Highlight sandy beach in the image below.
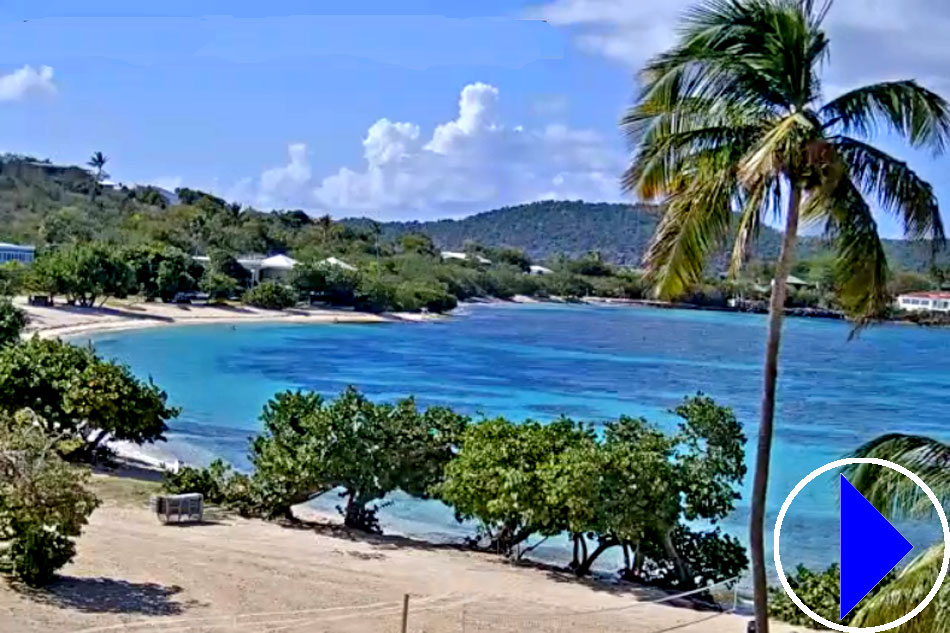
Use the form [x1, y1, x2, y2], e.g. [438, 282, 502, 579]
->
[0, 474, 796, 633]
[14, 298, 443, 340]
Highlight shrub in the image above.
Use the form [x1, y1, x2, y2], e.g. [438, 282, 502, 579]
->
[9, 526, 76, 587]
[393, 281, 458, 313]
[0, 412, 100, 586]
[243, 281, 297, 310]
[354, 277, 395, 313]
[0, 299, 26, 347]
[163, 459, 255, 512]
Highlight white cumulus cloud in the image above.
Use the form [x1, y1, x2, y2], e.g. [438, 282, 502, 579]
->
[0, 65, 57, 101]
[531, 0, 950, 95]
[257, 142, 312, 208]
[248, 82, 623, 219]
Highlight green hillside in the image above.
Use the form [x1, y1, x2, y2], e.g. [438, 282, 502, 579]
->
[0, 154, 943, 274]
[355, 200, 947, 272]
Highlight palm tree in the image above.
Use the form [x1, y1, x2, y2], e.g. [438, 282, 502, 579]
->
[87, 151, 108, 183]
[621, 1, 950, 629]
[317, 214, 334, 248]
[844, 436, 950, 630]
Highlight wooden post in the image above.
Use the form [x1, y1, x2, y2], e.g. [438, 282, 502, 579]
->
[400, 594, 410, 633]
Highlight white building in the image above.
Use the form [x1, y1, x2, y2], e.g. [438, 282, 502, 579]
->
[440, 251, 492, 265]
[192, 253, 298, 284]
[259, 254, 298, 281]
[0, 242, 35, 265]
[897, 291, 950, 313]
[321, 257, 357, 272]
[529, 265, 554, 276]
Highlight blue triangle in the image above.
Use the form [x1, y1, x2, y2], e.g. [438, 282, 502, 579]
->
[840, 474, 913, 620]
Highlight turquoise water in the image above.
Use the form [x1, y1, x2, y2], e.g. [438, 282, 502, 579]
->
[81, 303, 949, 574]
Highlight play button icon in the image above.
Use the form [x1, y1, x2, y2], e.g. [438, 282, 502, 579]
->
[775, 458, 950, 632]
[840, 475, 914, 619]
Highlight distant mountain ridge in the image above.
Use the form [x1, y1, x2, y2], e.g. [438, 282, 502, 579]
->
[348, 200, 946, 272]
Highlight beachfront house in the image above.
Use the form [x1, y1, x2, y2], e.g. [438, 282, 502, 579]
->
[259, 254, 298, 282]
[0, 242, 35, 265]
[770, 274, 816, 291]
[192, 253, 298, 285]
[897, 291, 950, 313]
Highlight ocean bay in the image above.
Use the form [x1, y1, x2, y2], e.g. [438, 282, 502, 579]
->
[83, 303, 950, 572]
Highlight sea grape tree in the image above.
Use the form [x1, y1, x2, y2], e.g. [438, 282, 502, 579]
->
[0, 337, 178, 460]
[250, 387, 468, 530]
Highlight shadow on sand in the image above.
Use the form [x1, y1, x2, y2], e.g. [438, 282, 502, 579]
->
[275, 516, 719, 607]
[40, 305, 176, 323]
[21, 577, 200, 615]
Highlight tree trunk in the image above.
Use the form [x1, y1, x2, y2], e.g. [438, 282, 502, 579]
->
[663, 528, 694, 589]
[575, 537, 618, 576]
[343, 492, 362, 529]
[750, 185, 802, 633]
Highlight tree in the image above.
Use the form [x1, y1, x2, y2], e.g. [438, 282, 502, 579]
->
[32, 244, 134, 307]
[0, 262, 27, 297]
[200, 271, 239, 303]
[87, 152, 108, 183]
[122, 245, 197, 302]
[86, 152, 109, 202]
[438, 418, 595, 555]
[0, 410, 100, 586]
[438, 395, 746, 586]
[39, 207, 96, 246]
[399, 233, 437, 257]
[250, 388, 468, 529]
[0, 300, 26, 347]
[0, 338, 178, 460]
[290, 261, 331, 300]
[622, 2, 950, 628]
[207, 249, 251, 287]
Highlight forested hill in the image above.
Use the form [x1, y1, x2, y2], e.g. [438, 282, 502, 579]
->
[0, 153, 942, 273]
[351, 200, 947, 272]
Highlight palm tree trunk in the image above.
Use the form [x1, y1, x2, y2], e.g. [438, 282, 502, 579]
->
[751, 185, 802, 633]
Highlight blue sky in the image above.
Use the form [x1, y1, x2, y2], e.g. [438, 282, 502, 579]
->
[1, 0, 949, 236]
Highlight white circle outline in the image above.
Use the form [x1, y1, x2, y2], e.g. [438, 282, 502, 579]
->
[774, 457, 950, 632]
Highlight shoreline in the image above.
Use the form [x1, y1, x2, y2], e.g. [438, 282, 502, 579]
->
[15, 297, 443, 341]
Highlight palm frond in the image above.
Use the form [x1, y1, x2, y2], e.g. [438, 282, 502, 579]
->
[802, 173, 890, 322]
[851, 545, 948, 631]
[729, 175, 779, 276]
[844, 434, 950, 519]
[821, 81, 950, 152]
[739, 111, 817, 185]
[835, 136, 945, 244]
[643, 163, 737, 299]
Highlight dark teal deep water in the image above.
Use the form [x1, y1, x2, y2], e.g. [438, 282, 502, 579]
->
[81, 303, 949, 574]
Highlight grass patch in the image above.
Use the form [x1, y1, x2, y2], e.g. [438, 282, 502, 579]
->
[89, 473, 162, 508]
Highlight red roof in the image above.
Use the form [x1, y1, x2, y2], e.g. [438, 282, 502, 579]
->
[901, 291, 950, 299]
